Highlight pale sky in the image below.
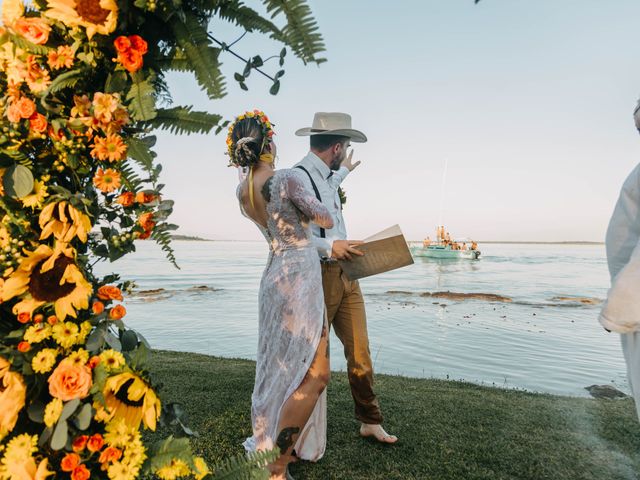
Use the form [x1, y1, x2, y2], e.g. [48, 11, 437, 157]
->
[36, 1, 640, 241]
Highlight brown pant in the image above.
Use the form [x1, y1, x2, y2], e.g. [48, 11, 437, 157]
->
[321, 262, 383, 424]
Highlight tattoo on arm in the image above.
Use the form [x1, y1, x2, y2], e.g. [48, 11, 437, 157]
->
[276, 426, 300, 454]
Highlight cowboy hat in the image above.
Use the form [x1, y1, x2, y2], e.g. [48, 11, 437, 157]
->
[295, 112, 367, 143]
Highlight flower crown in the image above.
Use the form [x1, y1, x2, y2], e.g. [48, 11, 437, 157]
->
[226, 110, 275, 167]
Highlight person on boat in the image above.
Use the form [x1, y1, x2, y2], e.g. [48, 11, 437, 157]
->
[471, 241, 478, 251]
[423, 237, 431, 247]
[461, 243, 468, 251]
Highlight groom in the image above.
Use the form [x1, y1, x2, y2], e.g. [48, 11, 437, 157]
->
[294, 112, 397, 444]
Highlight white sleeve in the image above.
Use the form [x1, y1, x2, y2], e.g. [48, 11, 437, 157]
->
[328, 166, 349, 188]
[599, 240, 640, 333]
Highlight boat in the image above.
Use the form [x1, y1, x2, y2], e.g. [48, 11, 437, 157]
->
[410, 243, 481, 260]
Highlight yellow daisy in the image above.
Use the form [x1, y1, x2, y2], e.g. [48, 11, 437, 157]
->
[23, 324, 52, 344]
[43, 0, 118, 40]
[39, 201, 92, 243]
[66, 348, 89, 365]
[43, 398, 62, 428]
[99, 349, 125, 371]
[20, 180, 49, 210]
[31, 348, 57, 374]
[51, 322, 79, 349]
[3, 433, 37, 462]
[155, 459, 190, 480]
[76, 321, 92, 344]
[3, 243, 92, 320]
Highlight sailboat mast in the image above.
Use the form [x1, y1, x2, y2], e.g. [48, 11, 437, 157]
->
[438, 159, 448, 234]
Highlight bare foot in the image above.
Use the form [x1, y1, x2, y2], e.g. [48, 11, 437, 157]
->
[360, 423, 398, 444]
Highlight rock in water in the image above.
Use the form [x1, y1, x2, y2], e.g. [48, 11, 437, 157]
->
[585, 384, 628, 399]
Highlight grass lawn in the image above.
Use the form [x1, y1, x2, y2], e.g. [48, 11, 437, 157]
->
[148, 350, 640, 480]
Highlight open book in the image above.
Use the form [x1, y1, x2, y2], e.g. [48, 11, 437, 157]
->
[338, 225, 414, 281]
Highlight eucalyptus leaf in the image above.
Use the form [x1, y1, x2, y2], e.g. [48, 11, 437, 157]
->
[38, 427, 53, 447]
[234, 72, 244, 82]
[50, 420, 68, 450]
[3, 165, 34, 199]
[85, 326, 106, 352]
[60, 399, 80, 422]
[73, 403, 93, 430]
[27, 401, 45, 423]
[120, 329, 139, 352]
[105, 330, 122, 350]
[269, 80, 280, 96]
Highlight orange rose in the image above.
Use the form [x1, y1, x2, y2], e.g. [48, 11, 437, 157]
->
[88, 356, 100, 369]
[116, 192, 134, 207]
[135, 191, 156, 204]
[17, 342, 30, 353]
[29, 112, 48, 133]
[113, 36, 131, 53]
[92, 301, 104, 315]
[87, 434, 104, 452]
[16, 97, 36, 119]
[61, 453, 80, 472]
[71, 464, 90, 480]
[47, 315, 58, 325]
[33, 314, 44, 324]
[99, 446, 122, 464]
[138, 212, 155, 231]
[138, 230, 152, 240]
[6, 102, 21, 123]
[108, 305, 126, 320]
[72, 435, 88, 452]
[128, 35, 148, 54]
[117, 49, 143, 73]
[14, 17, 50, 45]
[48, 359, 92, 401]
[97, 285, 123, 301]
[17, 312, 30, 324]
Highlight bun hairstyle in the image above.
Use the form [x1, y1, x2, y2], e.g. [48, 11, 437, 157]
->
[226, 110, 275, 168]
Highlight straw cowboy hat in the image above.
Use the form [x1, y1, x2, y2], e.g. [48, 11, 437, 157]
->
[295, 112, 367, 143]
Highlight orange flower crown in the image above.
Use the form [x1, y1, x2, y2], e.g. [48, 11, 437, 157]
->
[226, 110, 275, 167]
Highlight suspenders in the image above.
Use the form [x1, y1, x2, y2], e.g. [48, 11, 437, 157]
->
[295, 165, 326, 238]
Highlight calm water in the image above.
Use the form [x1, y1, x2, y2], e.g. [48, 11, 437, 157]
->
[94, 241, 627, 397]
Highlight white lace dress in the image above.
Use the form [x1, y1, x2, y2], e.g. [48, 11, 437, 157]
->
[239, 169, 333, 461]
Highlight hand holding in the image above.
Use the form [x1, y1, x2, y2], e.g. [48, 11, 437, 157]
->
[331, 240, 365, 261]
[341, 150, 361, 172]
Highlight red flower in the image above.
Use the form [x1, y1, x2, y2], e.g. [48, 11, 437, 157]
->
[113, 36, 131, 53]
[72, 435, 88, 452]
[128, 35, 148, 54]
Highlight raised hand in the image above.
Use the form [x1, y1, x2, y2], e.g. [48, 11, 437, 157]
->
[341, 149, 361, 172]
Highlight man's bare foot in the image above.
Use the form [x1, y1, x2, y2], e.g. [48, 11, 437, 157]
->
[360, 423, 398, 444]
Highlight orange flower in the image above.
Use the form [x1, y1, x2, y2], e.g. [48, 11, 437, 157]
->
[135, 192, 156, 204]
[16, 97, 36, 119]
[108, 305, 126, 320]
[88, 356, 100, 369]
[116, 192, 134, 207]
[90, 134, 127, 162]
[139, 230, 152, 240]
[92, 301, 104, 315]
[128, 35, 148, 54]
[47, 45, 74, 70]
[29, 113, 48, 133]
[116, 49, 143, 73]
[48, 359, 92, 401]
[87, 434, 104, 452]
[97, 285, 123, 301]
[99, 446, 122, 464]
[33, 314, 44, 324]
[71, 464, 90, 480]
[138, 212, 155, 231]
[61, 453, 80, 472]
[17, 342, 30, 353]
[17, 312, 31, 324]
[93, 168, 121, 193]
[47, 315, 58, 325]
[72, 435, 88, 452]
[6, 103, 22, 123]
[113, 36, 131, 53]
[14, 17, 51, 45]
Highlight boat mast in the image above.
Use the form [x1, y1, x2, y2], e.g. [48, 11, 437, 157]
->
[437, 159, 448, 242]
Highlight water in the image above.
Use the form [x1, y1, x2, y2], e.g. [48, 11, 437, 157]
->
[94, 241, 627, 397]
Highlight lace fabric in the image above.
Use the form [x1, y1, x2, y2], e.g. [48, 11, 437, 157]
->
[237, 169, 333, 461]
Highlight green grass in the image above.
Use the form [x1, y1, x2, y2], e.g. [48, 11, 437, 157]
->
[148, 350, 640, 480]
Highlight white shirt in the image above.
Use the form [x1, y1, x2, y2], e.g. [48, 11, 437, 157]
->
[599, 163, 640, 332]
[293, 152, 350, 259]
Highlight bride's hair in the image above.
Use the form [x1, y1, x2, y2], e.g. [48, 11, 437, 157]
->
[231, 118, 266, 168]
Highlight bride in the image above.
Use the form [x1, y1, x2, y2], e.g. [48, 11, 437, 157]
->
[228, 110, 333, 480]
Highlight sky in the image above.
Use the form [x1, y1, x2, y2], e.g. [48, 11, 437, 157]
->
[152, 0, 640, 242]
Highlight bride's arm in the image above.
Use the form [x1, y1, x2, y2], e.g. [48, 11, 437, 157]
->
[285, 172, 334, 229]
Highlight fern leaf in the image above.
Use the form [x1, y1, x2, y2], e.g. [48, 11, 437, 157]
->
[126, 136, 156, 171]
[148, 436, 194, 471]
[215, 1, 284, 41]
[7, 33, 52, 55]
[151, 223, 179, 269]
[262, 0, 326, 65]
[46, 69, 85, 94]
[213, 449, 278, 480]
[156, 49, 192, 72]
[170, 13, 226, 99]
[142, 106, 222, 135]
[126, 72, 157, 121]
[119, 163, 143, 191]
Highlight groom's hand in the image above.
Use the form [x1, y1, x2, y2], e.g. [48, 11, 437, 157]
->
[341, 150, 361, 172]
[332, 240, 364, 261]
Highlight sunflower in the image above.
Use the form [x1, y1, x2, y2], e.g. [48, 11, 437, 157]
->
[102, 372, 161, 431]
[43, 0, 118, 40]
[155, 459, 190, 480]
[93, 167, 121, 193]
[2, 243, 92, 320]
[21, 180, 49, 210]
[39, 201, 92, 243]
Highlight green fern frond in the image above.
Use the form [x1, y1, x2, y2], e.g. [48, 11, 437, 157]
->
[126, 136, 156, 171]
[142, 106, 222, 135]
[7, 33, 52, 55]
[46, 69, 85, 94]
[213, 449, 278, 480]
[156, 49, 192, 72]
[262, 0, 325, 64]
[214, 1, 284, 41]
[126, 72, 157, 121]
[151, 223, 179, 269]
[119, 163, 143, 191]
[170, 13, 226, 99]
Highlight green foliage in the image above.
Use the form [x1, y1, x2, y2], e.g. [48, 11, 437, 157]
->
[127, 136, 157, 171]
[46, 69, 85, 94]
[5, 32, 52, 55]
[142, 107, 223, 135]
[213, 450, 278, 480]
[214, 1, 283, 41]
[151, 222, 180, 269]
[127, 72, 158, 121]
